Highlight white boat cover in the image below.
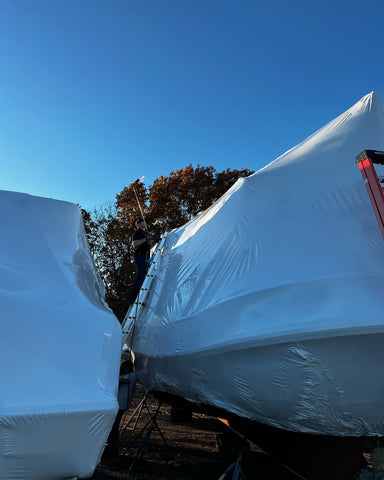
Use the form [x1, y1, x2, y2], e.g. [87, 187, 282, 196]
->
[0, 192, 122, 479]
[124, 91, 384, 437]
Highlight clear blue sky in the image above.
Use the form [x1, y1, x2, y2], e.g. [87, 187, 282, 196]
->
[1, 0, 383, 210]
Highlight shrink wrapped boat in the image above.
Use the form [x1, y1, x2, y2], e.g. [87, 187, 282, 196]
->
[123, 91, 384, 439]
[0, 192, 122, 479]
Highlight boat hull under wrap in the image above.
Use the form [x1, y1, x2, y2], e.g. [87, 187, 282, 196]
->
[123, 91, 384, 439]
[0, 191, 122, 479]
[135, 331, 384, 437]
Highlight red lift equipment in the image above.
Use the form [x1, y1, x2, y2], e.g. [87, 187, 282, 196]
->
[356, 149, 384, 240]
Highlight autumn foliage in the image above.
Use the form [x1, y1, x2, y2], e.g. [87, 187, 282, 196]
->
[82, 164, 254, 321]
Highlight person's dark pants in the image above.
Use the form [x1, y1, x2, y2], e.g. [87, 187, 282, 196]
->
[127, 255, 148, 304]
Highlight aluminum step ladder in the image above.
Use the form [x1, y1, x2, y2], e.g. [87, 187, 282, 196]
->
[121, 232, 168, 350]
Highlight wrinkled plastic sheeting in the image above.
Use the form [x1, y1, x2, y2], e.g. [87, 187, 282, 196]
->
[0, 192, 122, 479]
[126, 92, 384, 437]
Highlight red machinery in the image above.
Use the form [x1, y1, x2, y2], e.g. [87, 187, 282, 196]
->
[356, 149, 384, 240]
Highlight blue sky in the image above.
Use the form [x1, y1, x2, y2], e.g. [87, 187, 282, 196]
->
[1, 0, 383, 210]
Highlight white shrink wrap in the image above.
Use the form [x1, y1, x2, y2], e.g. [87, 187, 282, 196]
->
[0, 192, 122, 479]
[124, 91, 384, 437]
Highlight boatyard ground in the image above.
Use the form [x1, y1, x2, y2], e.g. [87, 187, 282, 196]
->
[92, 389, 297, 480]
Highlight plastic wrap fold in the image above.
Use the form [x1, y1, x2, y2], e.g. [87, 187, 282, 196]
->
[123, 91, 384, 437]
[0, 192, 122, 479]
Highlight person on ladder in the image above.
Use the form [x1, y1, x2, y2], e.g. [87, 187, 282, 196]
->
[126, 218, 151, 306]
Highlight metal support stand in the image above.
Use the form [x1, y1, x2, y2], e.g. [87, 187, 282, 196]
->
[218, 453, 246, 480]
[119, 392, 167, 472]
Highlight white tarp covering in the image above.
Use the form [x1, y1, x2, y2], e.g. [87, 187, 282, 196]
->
[0, 192, 122, 479]
[124, 91, 384, 437]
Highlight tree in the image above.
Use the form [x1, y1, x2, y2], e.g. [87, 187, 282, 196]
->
[82, 203, 133, 321]
[147, 165, 211, 238]
[115, 179, 148, 229]
[84, 165, 254, 321]
[115, 165, 254, 242]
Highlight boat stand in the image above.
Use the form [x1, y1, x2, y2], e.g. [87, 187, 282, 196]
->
[218, 453, 246, 480]
[119, 391, 167, 471]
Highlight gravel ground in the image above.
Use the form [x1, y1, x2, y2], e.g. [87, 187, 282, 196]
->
[91, 391, 297, 480]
